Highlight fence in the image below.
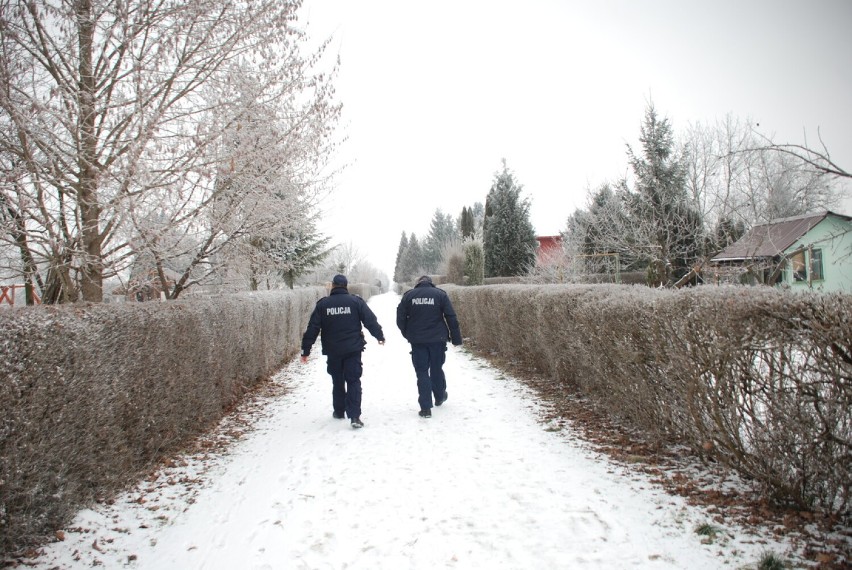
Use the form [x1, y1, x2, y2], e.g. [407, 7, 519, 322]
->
[0, 284, 41, 308]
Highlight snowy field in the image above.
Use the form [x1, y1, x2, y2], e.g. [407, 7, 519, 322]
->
[29, 292, 795, 569]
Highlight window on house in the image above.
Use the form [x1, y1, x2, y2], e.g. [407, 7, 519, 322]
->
[810, 248, 823, 281]
[791, 251, 806, 282]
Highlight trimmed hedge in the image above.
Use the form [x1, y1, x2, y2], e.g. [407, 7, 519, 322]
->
[446, 284, 851, 516]
[0, 288, 323, 554]
[3, 282, 848, 553]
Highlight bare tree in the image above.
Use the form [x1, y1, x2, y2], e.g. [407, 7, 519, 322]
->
[125, 65, 339, 299]
[683, 116, 842, 233]
[0, 0, 339, 302]
[747, 127, 850, 180]
[327, 241, 364, 277]
[565, 110, 847, 288]
[348, 259, 387, 290]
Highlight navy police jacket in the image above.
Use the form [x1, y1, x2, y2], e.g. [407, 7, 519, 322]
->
[396, 281, 463, 346]
[301, 287, 385, 357]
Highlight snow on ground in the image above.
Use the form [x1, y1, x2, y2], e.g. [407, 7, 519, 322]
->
[29, 292, 794, 569]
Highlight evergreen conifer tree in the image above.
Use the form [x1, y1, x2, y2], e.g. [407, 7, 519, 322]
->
[464, 239, 485, 285]
[625, 103, 702, 284]
[277, 230, 332, 289]
[252, 221, 330, 289]
[482, 161, 537, 277]
[399, 233, 424, 284]
[393, 232, 409, 284]
[423, 209, 458, 273]
[460, 207, 475, 239]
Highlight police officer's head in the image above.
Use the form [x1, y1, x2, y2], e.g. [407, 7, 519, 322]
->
[332, 274, 348, 288]
[416, 275, 432, 286]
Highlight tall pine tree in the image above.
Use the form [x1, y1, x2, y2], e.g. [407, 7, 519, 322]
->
[625, 103, 702, 284]
[483, 160, 537, 277]
[460, 206, 475, 239]
[423, 209, 458, 272]
[398, 233, 425, 284]
[393, 232, 409, 284]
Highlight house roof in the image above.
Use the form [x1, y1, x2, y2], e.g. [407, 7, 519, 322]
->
[535, 235, 562, 246]
[711, 210, 850, 262]
[535, 235, 563, 256]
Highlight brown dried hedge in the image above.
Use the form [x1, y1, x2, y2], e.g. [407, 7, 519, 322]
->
[446, 283, 851, 517]
[0, 288, 323, 554]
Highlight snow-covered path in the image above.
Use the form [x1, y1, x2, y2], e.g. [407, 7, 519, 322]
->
[32, 292, 789, 569]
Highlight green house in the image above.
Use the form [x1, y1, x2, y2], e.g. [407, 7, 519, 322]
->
[710, 210, 852, 293]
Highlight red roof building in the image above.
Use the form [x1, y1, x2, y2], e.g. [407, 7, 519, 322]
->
[535, 235, 563, 264]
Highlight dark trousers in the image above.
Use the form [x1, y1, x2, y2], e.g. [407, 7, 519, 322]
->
[410, 343, 447, 411]
[326, 352, 363, 419]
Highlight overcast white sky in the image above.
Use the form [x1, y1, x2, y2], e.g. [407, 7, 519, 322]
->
[300, 0, 852, 278]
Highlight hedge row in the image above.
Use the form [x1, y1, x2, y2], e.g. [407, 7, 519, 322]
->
[446, 284, 851, 516]
[0, 287, 323, 554]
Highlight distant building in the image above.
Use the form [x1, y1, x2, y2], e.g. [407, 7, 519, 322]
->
[710, 210, 852, 292]
[535, 235, 563, 265]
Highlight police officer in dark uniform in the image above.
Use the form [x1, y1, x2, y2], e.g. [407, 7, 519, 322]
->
[396, 275, 463, 418]
[301, 274, 385, 429]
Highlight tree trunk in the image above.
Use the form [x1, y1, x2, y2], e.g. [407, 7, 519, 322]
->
[42, 260, 78, 304]
[76, 0, 104, 302]
[3, 190, 44, 305]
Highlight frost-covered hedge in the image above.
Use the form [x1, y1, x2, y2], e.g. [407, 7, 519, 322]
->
[0, 287, 323, 554]
[446, 284, 851, 516]
[347, 283, 379, 299]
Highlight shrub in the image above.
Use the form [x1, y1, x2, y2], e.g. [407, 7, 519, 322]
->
[446, 284, 851, 517]
[464, 239, 484, 286]
[0, 288, 322, 553]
